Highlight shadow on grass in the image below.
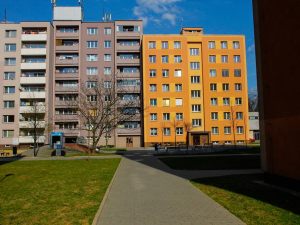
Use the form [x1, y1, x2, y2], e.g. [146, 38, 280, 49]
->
[0, 156, 24, 166]
[192, 173, 300, 215]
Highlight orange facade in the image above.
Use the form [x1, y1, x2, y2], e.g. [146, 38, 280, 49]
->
[143, 28, 249, 147]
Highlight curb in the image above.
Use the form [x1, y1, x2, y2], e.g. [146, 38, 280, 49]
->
[92, 157, 122, 225]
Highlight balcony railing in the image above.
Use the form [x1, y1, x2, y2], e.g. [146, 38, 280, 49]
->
[19, 136, 45, 143]
[21, 48, 47, 55]
[116, 43, 140, 51]
[117, 58, 140, 65]
[19, 121, 46, 128]
[55, 114, 78, 121]
[55, 86, 78, 93]
[21, 34, 47, 41]
[55, 57, 78, 65]
[20, 77, 46, 84]
[56, 45, 79, 52]
[21, 63, 46, 70]
[20, 91, 46, 99]
[116, 127, 141, 135]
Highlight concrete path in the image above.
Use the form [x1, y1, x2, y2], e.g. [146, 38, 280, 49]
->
[95, 151, 249, 225]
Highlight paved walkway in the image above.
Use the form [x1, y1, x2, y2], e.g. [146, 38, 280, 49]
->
[95, 151, 253, 225]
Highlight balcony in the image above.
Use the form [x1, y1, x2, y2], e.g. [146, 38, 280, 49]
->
[116, 31, 141, 38]
[119, 99, 141, 107]
[56, 31, 79, 38]
[21, 63, 46, 70]
[116, 44, 140, 52]
[20, 91, 46, 99]
[116, 127, 141, 135]
[55, 86, 78, 93]
[55, 114, 78, 121]
[55, 57, 78, 65]
[19, 136, 45, 143]
[117, 86, 141, 93]
[56, 45, 79, 52]
[54, 129, 79, 136]
[117, 58, 140, 65]
[118, 72, 140, 78]
[55, 72, 79, 80]
[21, 48, 47, 55]
[19, 121, 46, 128]
[55, 101, 77, 107]
[21, 33, 47, 41]
[20, 77, 46, 84]
[20, 105, 46, 113]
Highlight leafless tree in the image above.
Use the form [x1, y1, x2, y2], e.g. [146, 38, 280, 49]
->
[183, 120, 192, 150]
[172, 118, 180, 148]
[70, 77, 139, 152]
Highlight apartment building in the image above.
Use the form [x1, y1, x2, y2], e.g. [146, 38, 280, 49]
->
[143, 28, 249, 146]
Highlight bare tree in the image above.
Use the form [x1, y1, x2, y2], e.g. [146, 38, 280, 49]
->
[172, 118, 180, 149]
[183, 120, 192, 150]
[21, 100, 46, 157]
[160, 121, 166, 146]
[230, 104, 237, 148]
[70, 77, 139, 152]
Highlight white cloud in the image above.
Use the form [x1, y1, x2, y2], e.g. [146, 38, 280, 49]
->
[133, 0, 182, 26]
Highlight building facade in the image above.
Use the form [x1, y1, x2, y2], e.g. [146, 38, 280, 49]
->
[0, 5, 249, 148]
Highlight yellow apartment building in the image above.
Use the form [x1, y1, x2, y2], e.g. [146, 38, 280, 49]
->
[142, 28, 249, 147]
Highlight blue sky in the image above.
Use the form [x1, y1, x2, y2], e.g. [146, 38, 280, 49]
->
[0, 0, 257, 92]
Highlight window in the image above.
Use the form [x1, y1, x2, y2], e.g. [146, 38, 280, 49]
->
[104, 40, 111, 48]
[87, 41, 98, 48]
[162, 98, 170, 107]
[176, 113, 183, 120]
[150, 84, 157, 92]
[87, 95, 97, 102]
[176, 127, 183, 135]
[4, 101, 15, 108]
[191, 90, 201, 98]
[162, 84, 169, 92]
[190, 48, 199, 56]
[175, 84, 182, 92]
[192, 104, 201, 112]
[86, 67, 98, 75]
[236, 112, 243, 120]
[3, 115, 14, 123]
[149, 55, 156, 63]
[174, 69, 182, 77]
[5, 44, 16, 52]
[221, 55, 228, 63]
[86, 81, 97, 88]
[161, 41, 168, 49]
[150, 113, 157, 121]
[191, 76, 200, 83]
[221, 41, 228, 49]
[163, 113, 170, 121]
[148, 41, 156, 49]
[234, 69, 241, 77]
[104, 54, 112, 61]
[224, 112, 231, 120]
[223, 83, 229, 91]
[235, 83, 242, 91]
[237, 126, 244, 134]
[235, 98, 242, 105]
[174, 41, 181, 49]
[87, 28, 98, 35]
[210, 83, 217, 91]
[87, 54, 98, 61]
[190, 62, 200, 70]
[104, 81, 112, 88]
[162, 69, 169, 77]
[104, 27, 112, 35]
[163, 128, 171, 136]
[149, 69, 156, 77]
[209, 55, 216, 63]
[150, 98, 157, 106]
[104, 95, 111, 102]
[208, 41, 215, 49]
[174, 55, 182, 63]
[5, 30, 17, 38]
[104, 67, 112, 75]
[233, 41, 240, 49]
[162, 55, 169, 63]
[224, 127, 231, 134]
[209, 69, 217, 77]
[223, 98, 230, 106]
[4, 58, 16, 66]
[3, 130, 14, 138]
[192, 119, 201, 127]
[212, 127, 219, 135]
[211, 112, 218, 120]
[211, 98, 218, 106]
[4, 86, 15, 94]
[234, 55, 241, 63]
[175, 98, 183, 106]
[222, 69, 229, 77]
[4, 72, 15, 80]
[150, 128, 158, 136]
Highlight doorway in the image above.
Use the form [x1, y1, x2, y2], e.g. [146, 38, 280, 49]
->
[126, 137, 133, 147]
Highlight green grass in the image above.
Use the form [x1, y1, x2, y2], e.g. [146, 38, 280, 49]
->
[192, 174, 300, 225]
[159, 155, 260, 170]
[0, 159, 120, 225]
[65, 151, 117, 157]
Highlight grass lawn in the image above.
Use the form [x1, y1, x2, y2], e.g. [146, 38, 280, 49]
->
[0, 159, 120, 225]
[192, 174, 300, 225]
[159, 155, 260, 170]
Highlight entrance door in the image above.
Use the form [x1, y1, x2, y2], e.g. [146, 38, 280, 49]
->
[193, 135, 200, 146]
[199, 134, 209, 145]
[126, 137, 133, 147]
